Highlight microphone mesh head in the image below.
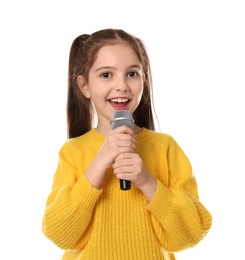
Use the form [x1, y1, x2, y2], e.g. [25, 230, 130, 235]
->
[110, 110, 134, 130]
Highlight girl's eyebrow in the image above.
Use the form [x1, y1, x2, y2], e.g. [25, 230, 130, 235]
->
[95, 64, 142, 72]
[129, 64, 142, 70]
[95, 66, 115, 72]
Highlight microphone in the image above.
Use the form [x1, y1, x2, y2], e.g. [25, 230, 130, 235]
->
[110, 110, 134, 190]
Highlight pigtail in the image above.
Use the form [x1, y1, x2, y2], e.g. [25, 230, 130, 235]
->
[133, 38, 155, 131]
[67, 34, 92, 139]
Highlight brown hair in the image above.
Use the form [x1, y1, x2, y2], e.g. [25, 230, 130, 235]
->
[67, 28, 156, 138]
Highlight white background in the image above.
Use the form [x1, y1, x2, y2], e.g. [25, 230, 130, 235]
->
[0, 0, 244, 259]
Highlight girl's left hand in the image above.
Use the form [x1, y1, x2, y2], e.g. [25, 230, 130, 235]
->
[112, 152, 157, 200]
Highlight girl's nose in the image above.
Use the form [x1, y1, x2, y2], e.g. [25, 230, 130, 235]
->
[114, 77, 129, 92]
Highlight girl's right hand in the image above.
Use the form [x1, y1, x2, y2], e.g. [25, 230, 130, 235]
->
[98, 125, 136, 169]
[84, 126, 136, 189]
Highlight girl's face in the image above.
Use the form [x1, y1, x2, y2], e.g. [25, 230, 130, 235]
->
[78, 44, 144, 133]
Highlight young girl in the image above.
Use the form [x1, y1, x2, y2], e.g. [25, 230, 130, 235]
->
[42, 28, 212, 260]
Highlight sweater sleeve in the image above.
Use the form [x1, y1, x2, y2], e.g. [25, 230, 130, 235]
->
[146, 137, 212, 252]
[42, 141, 103, 249]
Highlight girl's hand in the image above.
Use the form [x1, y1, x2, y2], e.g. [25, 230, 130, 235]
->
[84, 126, 136, 189]
[112, 152, 157, 201]
[97, 126, 136, 169]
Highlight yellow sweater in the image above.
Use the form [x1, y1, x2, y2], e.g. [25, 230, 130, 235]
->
[42, 128, 212, 260]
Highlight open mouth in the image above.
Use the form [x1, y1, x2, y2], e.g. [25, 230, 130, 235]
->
[109, 98, 130, 109]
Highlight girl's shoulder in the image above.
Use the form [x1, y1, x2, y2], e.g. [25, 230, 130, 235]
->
[60, 129, 104, 152]
[136, 128, 177, 146]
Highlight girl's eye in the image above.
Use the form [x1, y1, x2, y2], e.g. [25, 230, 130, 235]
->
[128, 71, 138, 77]
[101, 72, 111, 78]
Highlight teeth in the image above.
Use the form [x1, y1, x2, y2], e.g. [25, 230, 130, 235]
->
[111, 98, 128, 103]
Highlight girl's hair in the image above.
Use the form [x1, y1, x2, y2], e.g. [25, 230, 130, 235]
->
[67, 28, 156, 139]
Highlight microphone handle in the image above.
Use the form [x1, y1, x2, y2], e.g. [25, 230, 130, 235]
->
[111, 110, 134, 191]
[120, 179, 131, 190]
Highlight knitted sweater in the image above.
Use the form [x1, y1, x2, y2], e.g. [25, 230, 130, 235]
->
[42, 128, 212, 260]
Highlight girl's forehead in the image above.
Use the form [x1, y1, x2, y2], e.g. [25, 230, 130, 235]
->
[95, 44, 139, 63]
[98, 43, 134, 54]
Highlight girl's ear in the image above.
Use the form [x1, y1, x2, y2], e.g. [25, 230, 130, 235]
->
[77, 75, 91, 98]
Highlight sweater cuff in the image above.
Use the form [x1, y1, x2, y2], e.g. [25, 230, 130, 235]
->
[146, 180, 173, 221]
[71, 174, 103, 207]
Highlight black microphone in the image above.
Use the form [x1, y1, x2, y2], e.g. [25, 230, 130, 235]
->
[110, 110, 134, 190]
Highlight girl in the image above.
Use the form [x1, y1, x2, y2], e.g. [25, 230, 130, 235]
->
[42, 28, 212, 260]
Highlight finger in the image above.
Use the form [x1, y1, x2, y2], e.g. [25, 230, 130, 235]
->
[113, 125, 135, 136]
[114, 152, 135, 161]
